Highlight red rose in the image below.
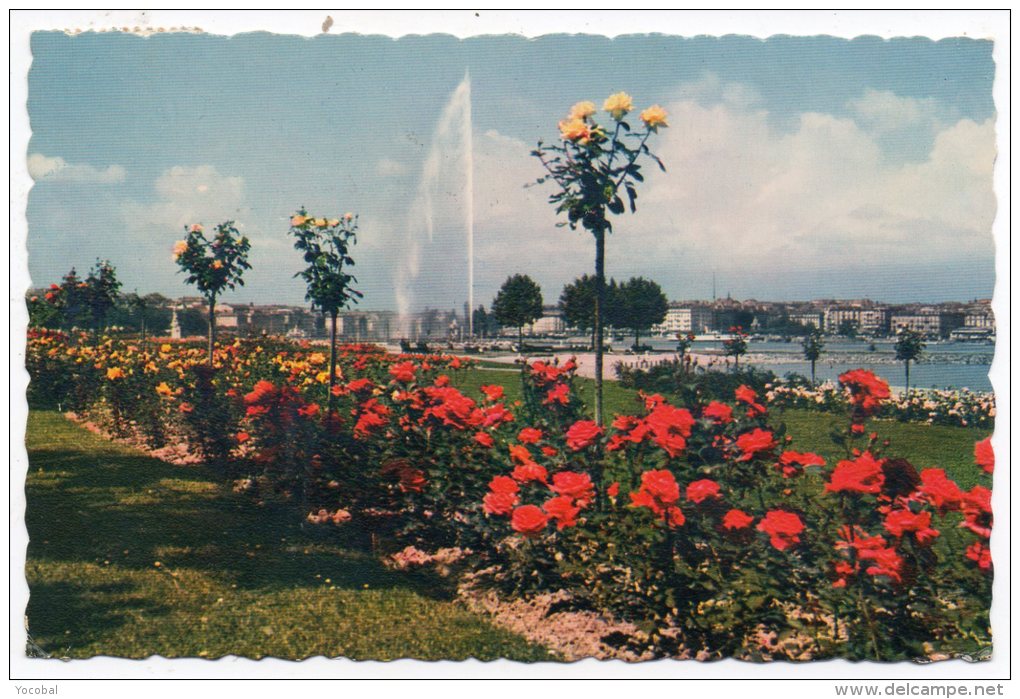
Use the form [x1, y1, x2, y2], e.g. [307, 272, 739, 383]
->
[544, 383, 570, 406]
[686, 479, 721, 504]
[511, 461, 548, 484]
[480, 384, 504, 402]
[518, 427, 543, 444]
[236, 431, 250, 444]
[297, 403, 320, 418]
[722, 509, 754, 530]
[777, 450, 826, 478]
[839, 369, 890, 416]
[388, 361, 417, 383]
[473, 432, 495, 448]
[883, 509, 939, 545]
[639, 469, 680, 504]
[735, 428, 777, 462]
[488, 475, 519, 495]
[702, 401, 733, 424]
[510, 505, 548, 537]
[509, 444, 533, 464]
[549, 471, 595, 505]
[565, 420, 603, 451]
[966, 542, 992, 571]
[543, 496, 581, 529]
[346, 378, 374, 393]
[757, 510, 804, 551]
[974, 437, 994, 474]
[540, 446, 558, 457]
[917, 468, 963, 512]
[606, 482, 620, 498]
[483, 491, 518, 515]
[646, 404, 695, 458]
[825, 452, 885, 494]
[734, 385, 766, 416]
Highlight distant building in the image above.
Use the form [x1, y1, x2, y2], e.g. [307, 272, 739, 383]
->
[651, 304, 714, 335]
[823, 305, 889, 336]
[788, 311, 823, 330]
[890, 309, 965, 338]
[529, 306, 565, 335]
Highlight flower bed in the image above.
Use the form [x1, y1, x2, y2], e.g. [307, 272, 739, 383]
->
[25, 329, 994, 661]
[766, 380, 995, 429]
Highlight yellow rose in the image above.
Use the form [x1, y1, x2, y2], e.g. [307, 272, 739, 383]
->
[558, 117, 592, 143]
[568, 101, 597, 120]
[172, 241, 188, 258]
[328, 218, 340, 227]
[315, 371, 331, 385]
[315, 218, 328, 228]
[160, 343, 172, 353]
[640, 104, 668, 130]
[106, 367, 125, 381]
[603, 92, 633, 121]
[291, 214, 308, 227]
[212, 259, 224, 270]
[155, 382, 173, 397]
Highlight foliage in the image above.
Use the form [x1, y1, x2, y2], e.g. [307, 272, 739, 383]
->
[801, 327, 825, 383]
[722, 326, 750, 369]
[174, 221, 252, 362]
[558, 274, 599, 340]
[894, 327, 926, 391]
[492, 274, 544, 346]
[614, 276, 668, 348]
[83, 259, 122, 332]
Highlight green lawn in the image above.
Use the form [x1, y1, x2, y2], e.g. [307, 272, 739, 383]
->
[23, 411, 554, 661]
[452, 368, 992, 487]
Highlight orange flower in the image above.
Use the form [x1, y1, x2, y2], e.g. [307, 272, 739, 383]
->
[172, 240, 188, 258]
[639, 104, 668, 130]
[558, 117, 592, 143]
[291, 214, 308, 227]
[211, 260, 224, 270]
[568, 100, 597, 120]
[603, 92, 633, 120]
[106, 367, 125, 380]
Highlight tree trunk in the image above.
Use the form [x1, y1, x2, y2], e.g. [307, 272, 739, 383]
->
[593, 229, 606, 426]
[905, 359, 910, 394]
[329, 311, 339, 408]
[207, 296, 216, 365]
[140, 317, 146, 343]
[811, 359, 816, 384]
[634, 329, 640, 351]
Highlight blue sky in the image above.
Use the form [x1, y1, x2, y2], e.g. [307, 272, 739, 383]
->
[27, 31, 996, 310]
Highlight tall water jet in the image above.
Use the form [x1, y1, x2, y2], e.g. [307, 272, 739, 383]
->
[395, 72, 474, 338]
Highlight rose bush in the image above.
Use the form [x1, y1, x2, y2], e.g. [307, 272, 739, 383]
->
[26, 332, 993, 661]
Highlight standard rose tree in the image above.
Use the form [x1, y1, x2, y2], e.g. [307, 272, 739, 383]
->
[533, 93, 667, 424]
[289, 210, 363, 403]
[173, 222, 252, 364]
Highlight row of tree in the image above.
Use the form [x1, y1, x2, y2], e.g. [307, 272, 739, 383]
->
[482, 273, 669, 350]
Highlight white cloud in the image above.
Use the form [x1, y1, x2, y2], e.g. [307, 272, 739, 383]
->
[28, 153, 125, 183]
[463, 86, 996, 303]
[122, 165, 246, 235]
[847, 88, 941, 135]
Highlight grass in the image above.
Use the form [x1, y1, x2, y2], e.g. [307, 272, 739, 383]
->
[24, 411, 554, 661]
[452, 367, 991, 487]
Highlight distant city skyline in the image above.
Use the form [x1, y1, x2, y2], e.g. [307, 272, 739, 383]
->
[27, 32, 996, 309]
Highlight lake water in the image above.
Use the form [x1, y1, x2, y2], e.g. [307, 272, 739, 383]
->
[626, 338, 995, 392]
